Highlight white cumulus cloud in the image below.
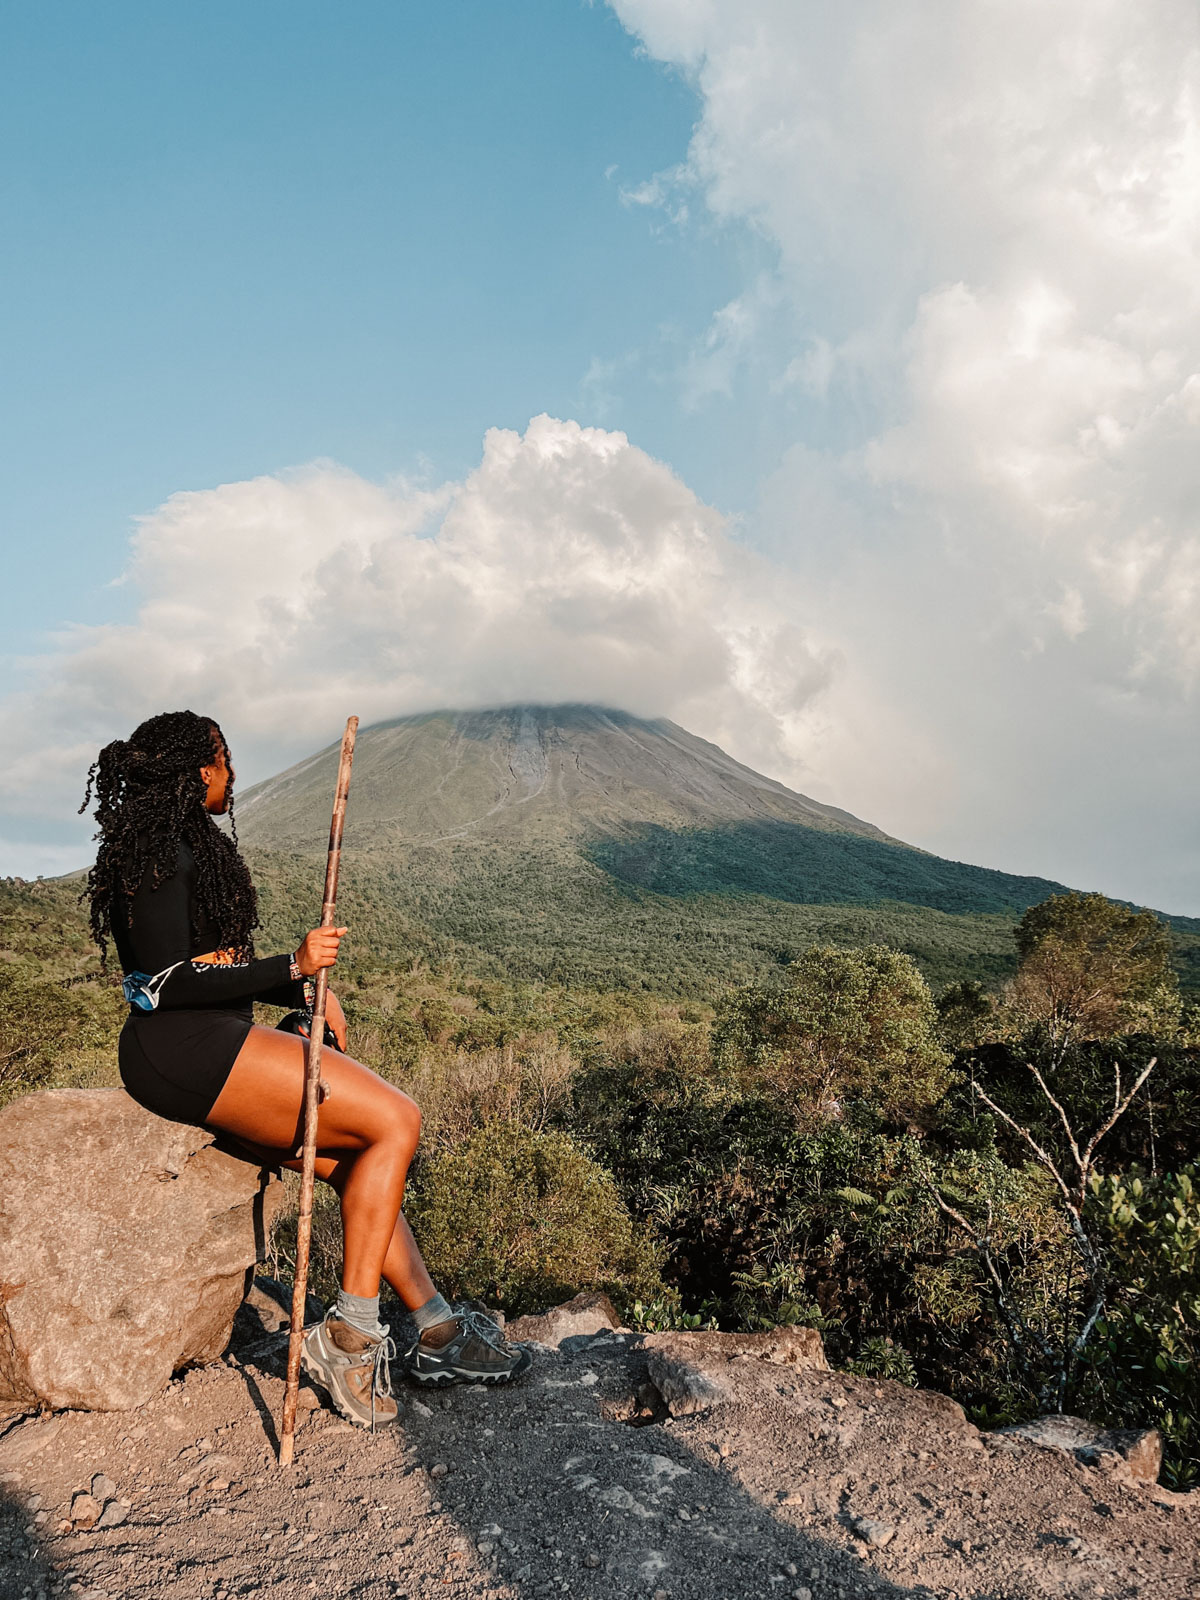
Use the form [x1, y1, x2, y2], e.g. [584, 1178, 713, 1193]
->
[610, 0, 1200, 912]
[0, 416, 833, 869]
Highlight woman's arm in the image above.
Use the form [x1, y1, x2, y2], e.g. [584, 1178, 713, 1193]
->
[179, 927, 347, 1028]
[123, 846, 344, 1012]
[153, 950, 297, 1009]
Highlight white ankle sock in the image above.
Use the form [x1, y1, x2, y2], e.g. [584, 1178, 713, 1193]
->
[412, 1291, 454, 1337]
[335, 1288, 383, 1336]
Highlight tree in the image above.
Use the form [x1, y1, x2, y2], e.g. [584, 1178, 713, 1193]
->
[936, 978, 1001, 1052]
[1010, 893, 1179, 1051]
[920, 1049, 1160, 1411]
[712, 944, 952, 1122]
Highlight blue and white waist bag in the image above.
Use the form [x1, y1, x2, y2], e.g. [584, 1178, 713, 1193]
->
[121, 963, 183, 1012]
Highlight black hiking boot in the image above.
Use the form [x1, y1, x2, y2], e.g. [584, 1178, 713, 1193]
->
[405, 1308, 532, 1387]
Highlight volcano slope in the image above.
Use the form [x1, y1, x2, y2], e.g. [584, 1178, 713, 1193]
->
[231, 706, 1200, 997]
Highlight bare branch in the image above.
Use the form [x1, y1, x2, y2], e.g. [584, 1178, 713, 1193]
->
[917, 1170, 1055, 1371]
[1080, 1057, 1157, 1174]
[975, 1082, 1106, 1284]
[1025, 1060, 1084, 1178]
[1070, 1288, 1108, 1366]
[973, 1083, 1073, 1207]
[946, 1047, 1156, 1412]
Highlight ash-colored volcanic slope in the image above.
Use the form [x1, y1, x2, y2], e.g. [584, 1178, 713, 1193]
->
[228, 706, 1096, 994]
[234, 706, 893, 850]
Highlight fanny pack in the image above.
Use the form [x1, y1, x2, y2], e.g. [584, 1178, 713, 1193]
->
[121, 963, 183, 1012]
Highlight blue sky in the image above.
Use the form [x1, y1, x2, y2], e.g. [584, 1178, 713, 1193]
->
[2, 1, 750, 649]
[4, 2, 1199, 915]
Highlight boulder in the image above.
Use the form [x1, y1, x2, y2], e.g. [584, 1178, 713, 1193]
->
[506, 1292, 622, 1349]
[993, 1414, 1162, 1484]
[0, 1088, 285, 1413]
[642, 1326, 829, 1417]
[645, 1345, 734, 1416]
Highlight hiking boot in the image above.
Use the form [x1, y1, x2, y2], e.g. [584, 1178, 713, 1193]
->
[405, 1308, 532, 1387]
[301, 1313, 399, 1429]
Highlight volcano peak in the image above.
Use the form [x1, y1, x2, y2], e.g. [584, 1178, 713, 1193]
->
[234, 704, 891, 850]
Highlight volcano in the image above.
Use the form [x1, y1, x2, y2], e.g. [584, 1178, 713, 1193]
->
[232, 706, 1192, 996]
[234, 705, 894, 850]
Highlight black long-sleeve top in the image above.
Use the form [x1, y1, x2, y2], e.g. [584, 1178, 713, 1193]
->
[112, 840, 303, 1012]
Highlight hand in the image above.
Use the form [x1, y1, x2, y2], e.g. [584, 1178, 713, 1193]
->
[324, 988, 349, 1053]
[295, 926, 347, 977]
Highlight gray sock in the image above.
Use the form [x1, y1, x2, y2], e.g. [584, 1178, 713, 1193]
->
[335, 1288, 383, 1337]
[412, 1291, 454, 1337]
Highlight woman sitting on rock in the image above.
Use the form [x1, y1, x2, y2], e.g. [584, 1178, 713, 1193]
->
[81, 709, 529, 1428]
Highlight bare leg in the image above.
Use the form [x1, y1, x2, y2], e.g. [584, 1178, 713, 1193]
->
[277, 1151, 436, 1312]
[206, 1026, 422, 1299]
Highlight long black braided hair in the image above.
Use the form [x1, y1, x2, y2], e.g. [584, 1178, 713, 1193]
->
[79, 710, 259, 967]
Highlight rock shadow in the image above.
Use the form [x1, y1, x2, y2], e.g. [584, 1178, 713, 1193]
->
[0, 1480, 60, 1598]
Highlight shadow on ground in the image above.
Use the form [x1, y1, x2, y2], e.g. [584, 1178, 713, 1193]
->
[0, 1480, 60, 1599]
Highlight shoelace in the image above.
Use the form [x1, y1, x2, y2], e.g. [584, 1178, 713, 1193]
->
[366, 1327, 396, 1432]
[456, 1307, 513, 1353]
[410, 1307, 514, 1370]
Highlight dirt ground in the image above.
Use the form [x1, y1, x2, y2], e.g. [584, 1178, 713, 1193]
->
[0, 1286, 1196, 1600]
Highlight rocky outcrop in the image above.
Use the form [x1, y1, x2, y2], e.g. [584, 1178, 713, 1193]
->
[994, 1413, 1163, 1484]
[642, 1325, 830, 1417]
[0, 1088, 284, 1413]
[505, 1291, 622, 1348]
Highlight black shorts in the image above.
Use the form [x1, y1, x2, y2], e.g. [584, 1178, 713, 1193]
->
[119, 1007, 254, 1126]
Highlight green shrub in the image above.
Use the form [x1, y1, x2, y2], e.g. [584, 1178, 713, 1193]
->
[847, 1336, 918, 1386]
[406, 1122, 662, 1316]
[1081, 1167, 1200, 1488]
[712, 944, 952, 1122]
[629, 1293, 718, 1333]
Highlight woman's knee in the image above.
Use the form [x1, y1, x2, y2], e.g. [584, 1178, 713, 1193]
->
[375, 1088, 421, 1155]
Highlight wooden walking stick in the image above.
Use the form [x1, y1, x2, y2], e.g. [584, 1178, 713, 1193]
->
[278, 715, 358, 1468]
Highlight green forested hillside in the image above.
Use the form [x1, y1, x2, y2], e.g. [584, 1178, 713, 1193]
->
[246, 844, 1020, 994]
[244, 841, 1200, 998]
[586, 819, 1067, 915]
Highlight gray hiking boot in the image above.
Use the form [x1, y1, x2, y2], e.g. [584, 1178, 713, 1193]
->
[405, 1308, 532, 1387]
[301, 1313, 399, 1429]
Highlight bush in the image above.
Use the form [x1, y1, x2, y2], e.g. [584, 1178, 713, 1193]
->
[0, 966, 121, 1108]
[712, 944, 952, 1123]
[847, 1335, 918, 1386]
[1081, 1166, 1200, 1488]
[392, 1038, 575, 1152]
[267, 1175, 344, 1309]
[405, 1122, 662, 1316]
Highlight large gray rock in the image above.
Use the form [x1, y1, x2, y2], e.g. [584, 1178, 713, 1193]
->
[643, 1326, 830, 1416]
[506, 1292, 622, 1349]
[0, 1088, 285, 1413]
[993, 1413, 1163, 1484]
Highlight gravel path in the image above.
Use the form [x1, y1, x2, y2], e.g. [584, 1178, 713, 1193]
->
[1, 1287, 1196, 1600]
